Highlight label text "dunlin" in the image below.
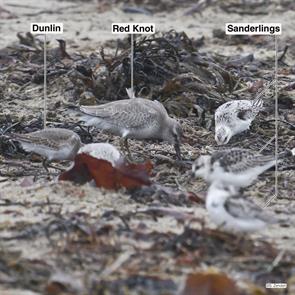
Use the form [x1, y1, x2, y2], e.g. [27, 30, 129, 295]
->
[30, 23, 64, 34]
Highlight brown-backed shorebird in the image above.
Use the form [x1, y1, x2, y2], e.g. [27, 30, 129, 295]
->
[10, 128, 81, 170]
[80, 89, 183, 160]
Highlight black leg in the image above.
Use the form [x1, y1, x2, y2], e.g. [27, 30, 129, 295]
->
[120, 137, 134, 162]
[174, 142, 182, 161]
[42, 158, 49, 173]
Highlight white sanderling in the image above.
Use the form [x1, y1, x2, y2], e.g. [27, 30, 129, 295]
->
[192, 148, 291, 188]
[10, 128, 81, 169]
[78, 143, 121, 166]
[214, 80, 274, 145]
[206, 182, 277, 233]
[80, 88, 183, 160]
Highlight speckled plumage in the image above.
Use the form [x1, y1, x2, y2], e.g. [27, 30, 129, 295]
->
[214, 80, 275, 145]
[11, 128, 81, 161]
[215, 98, 263, 145]
[192, 148, 286, 187]
[80, 89, 183, 159]
[206, 182, 277, 233]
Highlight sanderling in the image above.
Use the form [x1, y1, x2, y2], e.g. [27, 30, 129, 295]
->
[206, 182, 277, 233]
[78, 143, 121, 166]
[192, 148, 291, 188]
[214, 81, 274, 145]
[10, 128, 81, 169]
[80, 88, 183, 160]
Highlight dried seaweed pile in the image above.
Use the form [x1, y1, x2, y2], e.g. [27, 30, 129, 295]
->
[73, 31, 237, 117]
[1, 24, 295, 294]
[1, 30, 295, 166]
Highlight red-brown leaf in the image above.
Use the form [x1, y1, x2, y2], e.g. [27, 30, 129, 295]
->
[59, 153, 152, 190]
[182, 272, 240, 295]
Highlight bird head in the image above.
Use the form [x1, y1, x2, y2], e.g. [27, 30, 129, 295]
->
[215, 125, 232, 145]
[192, 155, 211, 180]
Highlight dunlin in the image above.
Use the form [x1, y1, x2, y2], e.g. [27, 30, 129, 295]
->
[10, 128, 81, 170]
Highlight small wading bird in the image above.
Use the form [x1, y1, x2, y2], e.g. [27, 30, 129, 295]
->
[80, 88, 183, 160]
[192, 148, 293, 188]
[10, 128, 81, 170]
[78, 143, 121, 167]
[206, 182, 277, 233]
[214, 80, 275, 145]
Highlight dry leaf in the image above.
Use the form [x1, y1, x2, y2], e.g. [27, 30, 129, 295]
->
[45, 271, 84, 295]
[59, 153, 152, 190]
[182, 272, 240, 295]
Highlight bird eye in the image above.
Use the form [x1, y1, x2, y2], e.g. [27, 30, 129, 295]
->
[193, 162, 202, 170]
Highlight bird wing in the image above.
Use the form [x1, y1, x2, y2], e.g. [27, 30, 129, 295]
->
[225, 195, 276, 223]
[11, 133, 60, 150]
[215, 100, 260, 124]
[212, 148, 274, 173]
[236, 80, 276, 121]
[10, 129, 79, 150]
[237, 98, 263, 121]
[80, 99, 160, 129]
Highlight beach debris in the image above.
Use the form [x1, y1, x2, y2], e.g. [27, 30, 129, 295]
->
[59, 153, 152, 189]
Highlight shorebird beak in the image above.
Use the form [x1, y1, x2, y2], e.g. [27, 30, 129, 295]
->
[189, 170, 195, 180]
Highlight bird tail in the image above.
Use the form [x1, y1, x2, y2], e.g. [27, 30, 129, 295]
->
[278, 149, 295, 159]
[252, 96, 264, 109]
[9, 133, 33, 143]
[252, 79, 276, 107]
[126, 88, 136, 99]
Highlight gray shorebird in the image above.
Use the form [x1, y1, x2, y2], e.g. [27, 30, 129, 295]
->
[10, 128, 81, 170]
[78, 143, 121, 166]
[215, 80, 275, 145]
[206, 182, 277, 233]
[192, 148, 292, 188]
[80, 89, 183, 160]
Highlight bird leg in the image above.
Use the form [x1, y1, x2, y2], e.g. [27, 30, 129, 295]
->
[42, 158, 50, 173]
[216, 221, 227, 231]
[120, 137, 134, 162]
[174, 141, 182, 161]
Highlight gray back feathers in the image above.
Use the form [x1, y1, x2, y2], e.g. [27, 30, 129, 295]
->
[225, 195, 277, 223]
[211, 148, 275, 173]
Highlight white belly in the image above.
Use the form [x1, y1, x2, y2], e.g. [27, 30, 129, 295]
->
[208, 162, 275, 187]
[231, 119, 251, 136]
[206, 201, 266, 233]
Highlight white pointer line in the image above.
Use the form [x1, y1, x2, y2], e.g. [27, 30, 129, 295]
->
[43, 34, 47, 129]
